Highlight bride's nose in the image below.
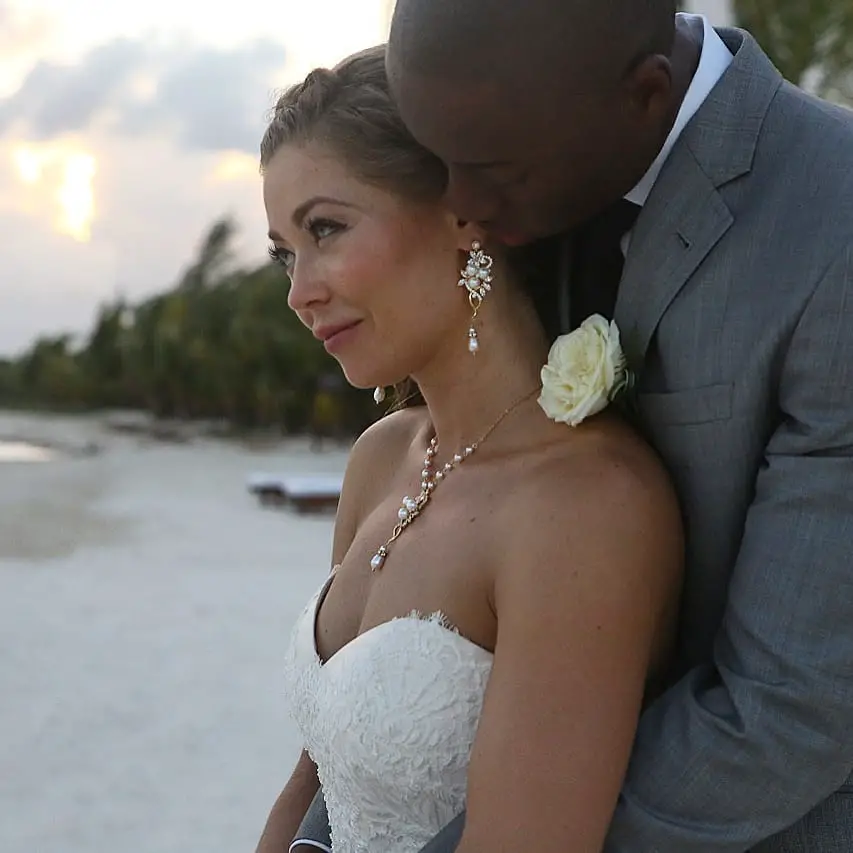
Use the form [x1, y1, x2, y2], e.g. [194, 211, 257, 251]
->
[288, 258, 331, 312]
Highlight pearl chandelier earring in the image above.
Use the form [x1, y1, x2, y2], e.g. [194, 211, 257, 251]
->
[458, 240, 493, 354]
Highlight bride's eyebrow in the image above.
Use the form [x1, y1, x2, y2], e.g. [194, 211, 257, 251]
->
[290, 196, 360, 225]
[267, 196, 363, 241]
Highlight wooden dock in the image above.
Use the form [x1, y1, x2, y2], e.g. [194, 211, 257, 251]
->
[247, 474, 343, 514]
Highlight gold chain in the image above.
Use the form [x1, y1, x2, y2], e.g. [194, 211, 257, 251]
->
[369, 386, 539, 571]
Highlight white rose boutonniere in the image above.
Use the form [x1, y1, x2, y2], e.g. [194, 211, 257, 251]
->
[538, 314, 633, 427]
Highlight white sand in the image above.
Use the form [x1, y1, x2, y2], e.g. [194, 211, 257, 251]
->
[0, 411, 349, 853]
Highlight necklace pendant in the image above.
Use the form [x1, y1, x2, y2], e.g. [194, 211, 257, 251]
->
[365, 387, 537, 576]
[370, 546, 387, 572]
[398, 496, 418, 521]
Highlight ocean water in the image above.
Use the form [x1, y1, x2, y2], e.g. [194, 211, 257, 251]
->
[0, 412, 348, 853]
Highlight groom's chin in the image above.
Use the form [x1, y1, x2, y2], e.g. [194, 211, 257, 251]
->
[490, 222, 566, 247]
[489, 228, 538, 247]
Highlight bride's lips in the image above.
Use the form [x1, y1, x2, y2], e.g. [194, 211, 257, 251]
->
[314, 320, 362, 354]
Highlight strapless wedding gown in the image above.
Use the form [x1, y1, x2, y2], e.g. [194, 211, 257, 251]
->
[282, 574, 494, 853]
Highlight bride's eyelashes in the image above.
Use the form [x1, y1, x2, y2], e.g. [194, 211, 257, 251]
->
[267, 217, 347, 272]
[304, 216, 346, 242]
[268, 244, 294, 272]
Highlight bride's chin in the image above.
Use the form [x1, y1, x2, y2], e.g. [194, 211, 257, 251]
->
[337, 365, 394, 393]
[333, 357, 403, 391]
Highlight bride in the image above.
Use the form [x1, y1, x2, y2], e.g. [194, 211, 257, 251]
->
[256, 45, 683, 853]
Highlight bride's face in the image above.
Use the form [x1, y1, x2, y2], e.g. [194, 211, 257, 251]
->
[263, 142, 476, 389]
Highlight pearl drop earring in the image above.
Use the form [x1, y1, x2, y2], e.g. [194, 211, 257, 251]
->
[457, 240, 493, 354]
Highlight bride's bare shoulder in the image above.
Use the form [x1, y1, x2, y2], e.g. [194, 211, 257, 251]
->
[501, 415, 682, 589]
[333, 407, 429, 547]
[350, 406, 429, 472]
[533, 414, 674, 506]
[566, 416, 675, 503]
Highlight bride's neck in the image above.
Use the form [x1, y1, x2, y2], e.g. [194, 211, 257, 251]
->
[412, 298, 549, 459]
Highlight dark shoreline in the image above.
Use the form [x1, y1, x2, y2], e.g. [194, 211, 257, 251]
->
[0, 408, 356, 454]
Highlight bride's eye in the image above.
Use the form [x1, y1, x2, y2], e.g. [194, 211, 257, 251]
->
[268, 244, 294, 272]
[306, 217, 344, 243]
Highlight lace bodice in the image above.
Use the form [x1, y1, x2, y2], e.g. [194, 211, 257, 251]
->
[282, 574, 493, 853]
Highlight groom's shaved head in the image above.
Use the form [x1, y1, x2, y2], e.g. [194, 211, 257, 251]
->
[386, 0, 683, 242]
[389, 0, 676, 86]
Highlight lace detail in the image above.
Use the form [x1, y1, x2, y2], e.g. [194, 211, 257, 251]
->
[282, 578, 493, 853]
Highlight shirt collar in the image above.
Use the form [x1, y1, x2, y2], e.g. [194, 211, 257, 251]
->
[625, 14, 734, 207]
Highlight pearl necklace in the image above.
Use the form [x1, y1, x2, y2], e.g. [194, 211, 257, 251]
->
[370, 387, 538, 571]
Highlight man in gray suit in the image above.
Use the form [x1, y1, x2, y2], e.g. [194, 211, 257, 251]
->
[292, 1, 853, 850]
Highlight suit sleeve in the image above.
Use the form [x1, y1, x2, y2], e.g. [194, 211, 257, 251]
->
[418, 813, 466, 853]
[605, 242, 853, 850]
[290, 790, 332, 853]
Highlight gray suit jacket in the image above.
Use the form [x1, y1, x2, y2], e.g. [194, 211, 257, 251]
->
[294, 27, 853, 852]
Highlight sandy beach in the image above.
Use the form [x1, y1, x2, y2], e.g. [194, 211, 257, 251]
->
[0, 411, 348, 853]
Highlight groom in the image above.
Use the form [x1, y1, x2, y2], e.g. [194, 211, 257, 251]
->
[295, 0, 853, 850]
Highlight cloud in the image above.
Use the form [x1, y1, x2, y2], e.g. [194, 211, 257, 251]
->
[0, 1, 399, 354]
[0, 2, 53, 60]
[122, 40, 285, 153]
[0, 129, 272, 355]
[0, 28, 289, 354]
[0, 36, 286, 154]
[0, 39, 148, 139]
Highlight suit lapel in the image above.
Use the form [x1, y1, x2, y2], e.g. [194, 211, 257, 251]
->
[556, 233, 577, 333]
[614, 149, 732, 368]
[612, 27, 783, 369]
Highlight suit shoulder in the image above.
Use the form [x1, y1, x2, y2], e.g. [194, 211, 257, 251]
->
[766, 84, 853, 179]
[747, 85, 853, 257]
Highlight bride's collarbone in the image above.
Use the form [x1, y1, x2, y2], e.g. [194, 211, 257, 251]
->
[317, 510, 499, 663]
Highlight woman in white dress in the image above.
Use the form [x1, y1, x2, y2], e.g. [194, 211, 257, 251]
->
[256, 45, 683, 853]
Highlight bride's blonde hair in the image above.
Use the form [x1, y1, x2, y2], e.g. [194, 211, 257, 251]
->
[261, 45, 447, 203]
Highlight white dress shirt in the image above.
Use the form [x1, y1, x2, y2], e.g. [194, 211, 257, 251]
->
[622, 14, 733, 253]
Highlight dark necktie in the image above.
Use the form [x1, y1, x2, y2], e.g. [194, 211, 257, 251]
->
[570, 199, 641, 327]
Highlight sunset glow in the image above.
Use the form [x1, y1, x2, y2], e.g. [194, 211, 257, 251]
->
[57, 153, 96, 241]
[13, 146, 42, 184]
[12, 142, 97, 241]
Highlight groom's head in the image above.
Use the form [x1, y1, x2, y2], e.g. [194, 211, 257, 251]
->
[386, 0, 678, 243]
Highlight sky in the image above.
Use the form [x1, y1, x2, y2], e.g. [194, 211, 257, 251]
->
[0, 0, 730, 356]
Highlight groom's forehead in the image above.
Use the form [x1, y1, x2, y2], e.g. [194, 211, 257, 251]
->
[394, 80, 492, 145]
[394, 76, 540, 153]
[393, 73, 598, 166]
[388, 0, 635, 87]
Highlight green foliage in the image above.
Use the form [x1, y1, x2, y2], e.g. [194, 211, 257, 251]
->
[733, 0, 853, 99]
[677, 1, 853, 101]
[0, 217, 376, 435]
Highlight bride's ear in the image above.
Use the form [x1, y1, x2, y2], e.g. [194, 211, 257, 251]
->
[453, 219, 486, 252]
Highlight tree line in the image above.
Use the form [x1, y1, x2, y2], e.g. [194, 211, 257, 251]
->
[0, 219, 376, 436]
[1, 2, 850, 436]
